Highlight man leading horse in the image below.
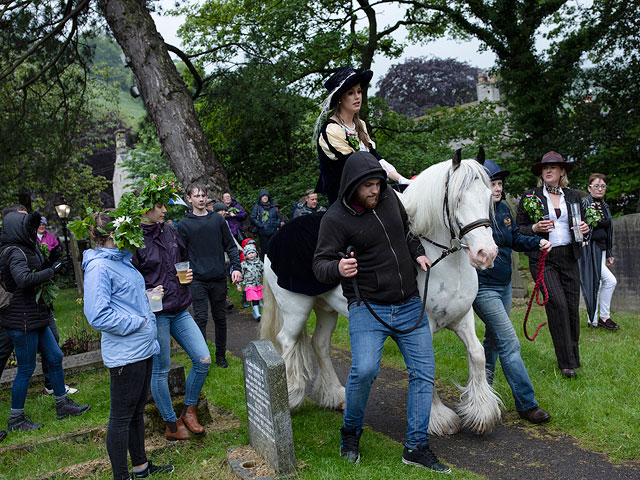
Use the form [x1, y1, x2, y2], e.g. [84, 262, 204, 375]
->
[312, 151, 451, 473]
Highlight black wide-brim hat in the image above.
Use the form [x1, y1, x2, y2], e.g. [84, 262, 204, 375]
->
[531, 151, 574, 176]
[324, 66, 373, 109]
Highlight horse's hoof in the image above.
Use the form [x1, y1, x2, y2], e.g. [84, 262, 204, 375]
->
[336, 401, 345, 412]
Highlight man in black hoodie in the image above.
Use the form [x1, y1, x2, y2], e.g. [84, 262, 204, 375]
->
[178, 184, 241, 368]
[313, 152, 450, 474]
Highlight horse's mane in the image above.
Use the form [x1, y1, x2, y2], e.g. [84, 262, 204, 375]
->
[403, 159, 491, 237]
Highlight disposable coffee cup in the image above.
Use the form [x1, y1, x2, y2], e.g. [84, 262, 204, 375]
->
[175, 261, 191, 284]
[146, 288, 163, 312]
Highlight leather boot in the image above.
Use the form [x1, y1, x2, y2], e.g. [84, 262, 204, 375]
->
[165, 418, 190, 441]
[181, 405, 205, 435]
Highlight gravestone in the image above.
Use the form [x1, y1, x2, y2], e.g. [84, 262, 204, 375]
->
[610, 213, 640, 312]
[242, 339, 296, 475]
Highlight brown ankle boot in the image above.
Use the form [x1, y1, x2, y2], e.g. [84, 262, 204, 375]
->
[165, 417, 190, 441]
[181, 405, 205, 435]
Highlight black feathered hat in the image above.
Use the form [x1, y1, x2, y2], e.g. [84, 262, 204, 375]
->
[323, 66, 373, 110]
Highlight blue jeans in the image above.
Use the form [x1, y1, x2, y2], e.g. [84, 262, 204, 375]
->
[151, 309, 211, 422]
[345, 297, 435, 448]
[473, 283, 537, 411]
[8, 326, 65, 409]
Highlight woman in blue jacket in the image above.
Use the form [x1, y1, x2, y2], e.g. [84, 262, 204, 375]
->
[473, 160, 552, 425]
[83, 211, 172, 480]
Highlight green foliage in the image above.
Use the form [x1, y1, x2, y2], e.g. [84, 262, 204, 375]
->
[368, 96, 515, 178]
[405, 0, 634, 159]
[522, 195, 545, 223]
[122, 116, 173, 184]
[196, 63, 316, 199]
[82, 32, 135, 93]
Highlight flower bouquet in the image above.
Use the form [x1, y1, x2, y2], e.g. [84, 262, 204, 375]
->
[522, 194, 544, 223]
[585, 203, 602, 228]
[346, 132, 360, 151]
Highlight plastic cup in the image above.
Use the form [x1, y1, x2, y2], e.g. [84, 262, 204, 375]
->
[175, 261, 191, 284]
[146, 288, 163, 312]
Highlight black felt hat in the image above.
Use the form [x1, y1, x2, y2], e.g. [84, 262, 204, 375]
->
[324, 66, 373, 109]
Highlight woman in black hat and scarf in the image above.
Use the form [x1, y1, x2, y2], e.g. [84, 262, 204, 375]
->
[516, 152, 590, 378]
[314, 66, 410, 204]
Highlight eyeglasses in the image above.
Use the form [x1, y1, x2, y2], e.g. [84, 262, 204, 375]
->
[589, 184, 607, 190]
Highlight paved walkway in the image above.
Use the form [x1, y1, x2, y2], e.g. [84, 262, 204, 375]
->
[216, 308, 640, 480]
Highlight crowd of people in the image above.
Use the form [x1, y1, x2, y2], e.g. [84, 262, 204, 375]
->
[0, 63, 622, 478]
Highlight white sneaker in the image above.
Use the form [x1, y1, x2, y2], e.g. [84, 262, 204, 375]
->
[43, 385, 78, 395]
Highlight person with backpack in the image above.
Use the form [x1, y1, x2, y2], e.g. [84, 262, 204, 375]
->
[0, 211, 90, 433]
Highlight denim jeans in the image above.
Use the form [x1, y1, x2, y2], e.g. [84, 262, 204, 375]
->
[7, 326, 65, 409]
[473, 283, 537, 411]
[345, 297, 435, 448]
[152, 309, 211, 422]
[106, 357, 152, 480]
[191, 279, 227, 358]
[42, 313, 60, 390]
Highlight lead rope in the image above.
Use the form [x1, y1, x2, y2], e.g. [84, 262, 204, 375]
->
[523, 249, 549, 341]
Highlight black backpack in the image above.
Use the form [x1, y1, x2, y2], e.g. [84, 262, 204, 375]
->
[0, 247, 27, 310]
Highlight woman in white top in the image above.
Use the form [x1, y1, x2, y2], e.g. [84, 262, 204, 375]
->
[516, 152, 590, 378]
[314, 66, 409, 204]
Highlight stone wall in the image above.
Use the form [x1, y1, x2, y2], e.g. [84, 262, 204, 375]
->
[610, 213, 640, 312]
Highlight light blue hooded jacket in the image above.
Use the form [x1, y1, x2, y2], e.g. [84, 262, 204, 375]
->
[82, 248, 159, 368]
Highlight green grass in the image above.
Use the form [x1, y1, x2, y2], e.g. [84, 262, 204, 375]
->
[2, 286, 637, 478]
[307, 302, 640, 462]
[0, 351, 482, 479]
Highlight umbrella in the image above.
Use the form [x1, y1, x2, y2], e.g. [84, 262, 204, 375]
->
[578, 241, 602, 324]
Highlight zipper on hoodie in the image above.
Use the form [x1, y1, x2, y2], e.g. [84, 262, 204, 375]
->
[372, 209, 405, 300]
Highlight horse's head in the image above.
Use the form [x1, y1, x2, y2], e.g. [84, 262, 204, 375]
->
[403, 148, 498, 270]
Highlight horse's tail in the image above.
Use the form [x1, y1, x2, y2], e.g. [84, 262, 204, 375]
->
[259, 274, 283, 353]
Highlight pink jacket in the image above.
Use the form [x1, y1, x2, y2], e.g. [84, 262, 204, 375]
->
[37, 231, 59, 251]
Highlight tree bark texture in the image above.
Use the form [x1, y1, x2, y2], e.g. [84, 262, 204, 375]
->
[97, 0, 229, 198]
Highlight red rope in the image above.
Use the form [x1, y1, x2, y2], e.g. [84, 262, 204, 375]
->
[523, 249, 549, 341]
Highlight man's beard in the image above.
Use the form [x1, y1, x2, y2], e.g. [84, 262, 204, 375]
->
[355, 190, 379, 209]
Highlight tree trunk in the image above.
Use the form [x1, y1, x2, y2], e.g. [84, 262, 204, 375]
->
[97, 0, 229, 198]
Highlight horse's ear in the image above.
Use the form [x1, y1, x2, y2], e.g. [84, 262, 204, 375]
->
[452, 148, 462, 171]
[476, 146, 485, 165]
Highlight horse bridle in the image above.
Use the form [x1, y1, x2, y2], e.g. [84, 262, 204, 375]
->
[422, 168, 492, 264]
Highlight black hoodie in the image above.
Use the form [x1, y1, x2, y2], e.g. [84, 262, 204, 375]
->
[312, 151, 425, 306]
[0, 212, 55, 331]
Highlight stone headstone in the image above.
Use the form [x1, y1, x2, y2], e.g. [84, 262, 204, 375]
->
[242, 339, 296, 475]
[610, 213, 640, 312]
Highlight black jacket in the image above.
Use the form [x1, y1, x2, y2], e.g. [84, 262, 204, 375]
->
[516, 186, 587, 260]
[581, 194, 613, 258]
[313, 151, 425, 306]
[177, 211, 241, 282]
[0, 212, 55, 331]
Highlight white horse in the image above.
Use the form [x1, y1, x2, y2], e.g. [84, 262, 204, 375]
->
[260, 151, 503, 435]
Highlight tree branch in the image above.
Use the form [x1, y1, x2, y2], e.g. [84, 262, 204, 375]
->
[165, 42, 203, 100]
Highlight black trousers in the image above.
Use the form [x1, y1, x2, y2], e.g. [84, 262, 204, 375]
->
[106, 357, 152, 480]
[0, 325, 13, 380]
[191, 278, 227, 358]
[529, 245, 581, 370]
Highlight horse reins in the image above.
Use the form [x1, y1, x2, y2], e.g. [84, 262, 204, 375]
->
[344, 168, 492, 335]
[523, 249, 549, 341]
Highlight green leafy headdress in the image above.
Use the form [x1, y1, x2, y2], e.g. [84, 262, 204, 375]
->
[68, 174, 182, 252]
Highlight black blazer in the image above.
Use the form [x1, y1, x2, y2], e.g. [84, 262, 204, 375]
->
[516, 186, 588, 260]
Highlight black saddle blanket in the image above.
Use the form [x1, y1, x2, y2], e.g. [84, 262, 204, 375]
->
[266, 213, 338, 296]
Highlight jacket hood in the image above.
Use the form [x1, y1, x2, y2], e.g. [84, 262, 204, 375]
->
[338, 151, 387, 210]
[82, 247, 133, 270]
[257, 190, 271, 203]
[0, 211, 41, 249]
[484, 159, 510, 181]
[141, 221, 163, 240]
